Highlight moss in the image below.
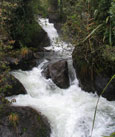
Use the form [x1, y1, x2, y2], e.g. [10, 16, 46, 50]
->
[72, 42, 115, 100]
[73, 43, 115, 77]
[102, 46, 115, 62]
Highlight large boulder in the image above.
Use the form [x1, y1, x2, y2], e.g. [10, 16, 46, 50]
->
[72, 45, 115, 101]
[13, 22, 50, 50]
[42, 60, 70, 89]
[0, 105, 51, 137]
[27, 27, 50, 48]
[1, 74, 26, 97]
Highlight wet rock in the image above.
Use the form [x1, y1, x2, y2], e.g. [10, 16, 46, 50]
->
[72, 45, 115, 101]
[0, 106, 51, 137]
[94, 75, 115, 101]
[14, 25, 50, 50]
[42, 60, 70, 89]
[1, 74, 26, 97]
[54, 23, 63, 35]
[28, 27, 50, 48]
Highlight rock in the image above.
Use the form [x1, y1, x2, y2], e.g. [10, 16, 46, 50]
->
[5, 57, 19, 66]
[6, 50, 37, 71]
[14, 24, 50, 50]
[42, 60, 70, 89]
[94, 75, 115, 101]
[0, 96, 9, 105]
[6, 25, 50, 71]
[28, 27, 50, 48]
[48, 12, 60, 23]
[72, 45, 115, 101]
[6, 50, 52, 71]
[54, 23, 63, 35]
[1, 74, 26, 97]
[0, 105, 51, 137]
[48, 0, 60, 23]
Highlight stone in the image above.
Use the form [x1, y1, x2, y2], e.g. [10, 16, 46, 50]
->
[6, 50, 37, 71]
[72, 45, 115, 101]
[2, 74, 26, 97]
[94, 75, 115, 101]
[0, 106, 51, 137]
[28, 27, 50, 48]
[42, 60, 70, 89]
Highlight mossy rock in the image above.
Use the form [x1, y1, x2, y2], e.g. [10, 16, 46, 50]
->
[0, 74, 26, 97]
[18, 22, 50, 50]
[72, 44, 115, 101]
[0, 106, 51, 137]
[102, 46, 115, 62]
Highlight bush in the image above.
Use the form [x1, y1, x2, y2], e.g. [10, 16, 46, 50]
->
[1, 0, 44, 48]
[62, 0, 115, 47]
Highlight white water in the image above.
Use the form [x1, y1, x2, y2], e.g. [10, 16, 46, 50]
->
[38, 18, 73, 57]
[8, 18, 115, 137]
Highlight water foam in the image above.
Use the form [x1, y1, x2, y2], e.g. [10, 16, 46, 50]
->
[7, 18, 115, 137]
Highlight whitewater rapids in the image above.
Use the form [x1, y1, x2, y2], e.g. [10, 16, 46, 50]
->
[7, 18, 115, 137]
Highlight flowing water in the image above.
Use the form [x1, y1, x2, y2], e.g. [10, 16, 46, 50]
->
[8, 18, 115, 137]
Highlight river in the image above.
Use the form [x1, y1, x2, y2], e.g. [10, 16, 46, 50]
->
[7, 18, 115, 137]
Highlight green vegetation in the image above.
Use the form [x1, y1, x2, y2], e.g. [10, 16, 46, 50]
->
[0, 0, 115, 136]
[62, 0, 115, 46]
[2, 0, 43, 47]
[0, 0, 47, 96]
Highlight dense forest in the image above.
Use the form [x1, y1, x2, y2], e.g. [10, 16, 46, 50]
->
[0, 0, 115, 137]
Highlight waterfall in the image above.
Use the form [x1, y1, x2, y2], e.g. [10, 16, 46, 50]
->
[7, 18, 115, 137]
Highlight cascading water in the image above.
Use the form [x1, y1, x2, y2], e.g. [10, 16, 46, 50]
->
[38, 18, 73, 57]
[7, 18, 115, 137]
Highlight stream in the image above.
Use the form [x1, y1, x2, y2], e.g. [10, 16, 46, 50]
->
[7, 18, 115, 137]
